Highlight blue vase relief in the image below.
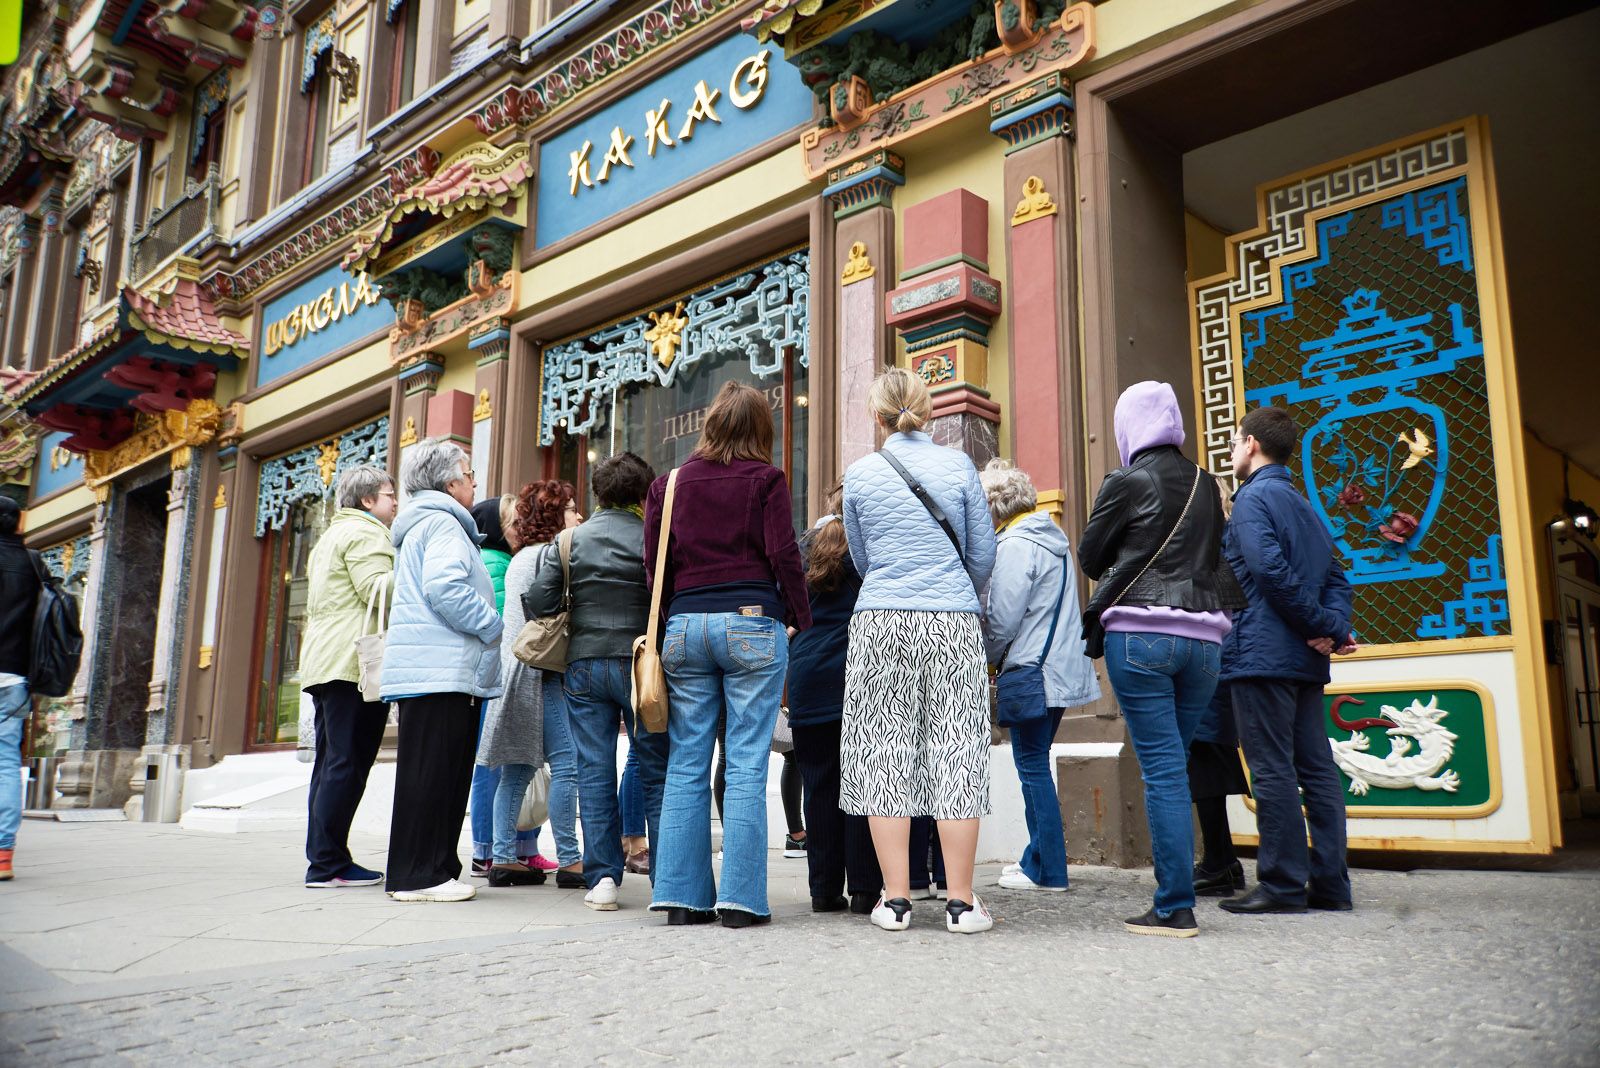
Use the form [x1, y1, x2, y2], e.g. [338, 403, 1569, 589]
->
[1246, 288, 1484, 587]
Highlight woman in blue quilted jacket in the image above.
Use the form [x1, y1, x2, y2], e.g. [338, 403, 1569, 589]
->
[379, 438, 503, 904]
[840, 368, 998, 935]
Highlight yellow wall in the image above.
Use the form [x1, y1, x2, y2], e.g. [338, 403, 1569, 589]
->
[241, 338, 393, 435]
[1523, 430, 1600, 796]
[1088, 0, 1257, 72]
[23, 486, 94, 534]
[437, 349, 477, 402]
[895, 111, 1013, 460]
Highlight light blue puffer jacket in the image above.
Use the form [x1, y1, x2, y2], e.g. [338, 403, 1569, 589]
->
[379, 491, 504, 701]
[843, 431, 997, 613]
[982, 511, 1100, 708]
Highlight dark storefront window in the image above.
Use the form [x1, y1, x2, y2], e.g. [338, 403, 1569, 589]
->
[249, 495, 335, 747]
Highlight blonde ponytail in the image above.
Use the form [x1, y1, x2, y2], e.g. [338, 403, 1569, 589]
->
[868, 367, 932, 434]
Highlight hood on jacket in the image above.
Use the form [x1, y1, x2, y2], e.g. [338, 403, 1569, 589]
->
[392, 490, 485, 549]
[470, 497, 511, 555]
[1114, 380, 1186, 466]
[1002, 510, 1070, 558]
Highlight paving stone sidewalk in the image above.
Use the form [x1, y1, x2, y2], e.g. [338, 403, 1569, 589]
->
[1, 821, 1596, 1065]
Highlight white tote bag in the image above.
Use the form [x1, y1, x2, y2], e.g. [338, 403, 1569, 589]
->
[516, 765, 552, 832]
[355, 574, 390, 704]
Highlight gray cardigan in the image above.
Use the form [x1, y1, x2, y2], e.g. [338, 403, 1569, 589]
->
[523, 508, 650, 662]
[476, 545, 547, 768]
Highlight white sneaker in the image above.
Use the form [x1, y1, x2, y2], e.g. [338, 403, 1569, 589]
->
[945, 895, 994, 934]
[1001, 862, 1022, 876]
[584, 877, 619, 911]
[388, 878, 476, 903]
[910, 886, 937, 901]
[870, 895, 913, 932]
[998, 870, 1066, 893]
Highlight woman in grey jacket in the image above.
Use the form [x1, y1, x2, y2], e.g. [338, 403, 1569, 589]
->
[979, 460, 1099, 894]
[840, 368, 998, 935]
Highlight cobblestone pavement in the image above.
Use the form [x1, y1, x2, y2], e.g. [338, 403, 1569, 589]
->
[2, 854, 1596, 1066]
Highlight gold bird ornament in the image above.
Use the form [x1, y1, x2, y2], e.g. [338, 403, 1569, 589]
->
[1398, 428, 1434, 470]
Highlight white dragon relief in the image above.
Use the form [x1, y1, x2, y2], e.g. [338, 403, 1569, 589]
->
[1328, 694, 1460, 796]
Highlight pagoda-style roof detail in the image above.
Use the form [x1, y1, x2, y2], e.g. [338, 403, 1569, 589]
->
[741, 0, 827, 43]
[343, 141, 531, 276]
[124, 273, 248, 356]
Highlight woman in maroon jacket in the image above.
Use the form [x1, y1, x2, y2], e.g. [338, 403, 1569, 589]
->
[643, 381, 811, 928]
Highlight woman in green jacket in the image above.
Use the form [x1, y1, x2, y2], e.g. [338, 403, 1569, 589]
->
[302, 464, 397, 889]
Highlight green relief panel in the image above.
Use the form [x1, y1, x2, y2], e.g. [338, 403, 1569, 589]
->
[1322, 686, 1493, 810]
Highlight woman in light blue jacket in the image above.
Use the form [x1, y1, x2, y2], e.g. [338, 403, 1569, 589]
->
[380, 438, 503, 903]
[979, 459, 1099, 894]
[840, 368, 998, 935]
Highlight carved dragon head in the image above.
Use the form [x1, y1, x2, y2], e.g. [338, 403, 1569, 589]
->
[1378, 695, 1457, 744]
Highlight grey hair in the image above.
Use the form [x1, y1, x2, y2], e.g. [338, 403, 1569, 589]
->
[401, 437, 470, 496]
[336, 464, 393, 510]
[980, 458, 1037, 526]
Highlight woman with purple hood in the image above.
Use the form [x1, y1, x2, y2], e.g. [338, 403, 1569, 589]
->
[1078, 381, 1245, 938]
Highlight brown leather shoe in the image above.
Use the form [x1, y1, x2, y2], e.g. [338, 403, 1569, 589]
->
[625, 849, 651, 876]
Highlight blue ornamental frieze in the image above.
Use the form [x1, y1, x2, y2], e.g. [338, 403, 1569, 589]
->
[539, 250, 809, 445]
[1246, 287, 1483, 589]
[39, 534, 91, 589]
[1417, 534, 1509, 640]
[255, 416, 388, 536]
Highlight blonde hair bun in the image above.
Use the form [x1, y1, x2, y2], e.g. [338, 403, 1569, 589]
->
[868, 367, 932, 434]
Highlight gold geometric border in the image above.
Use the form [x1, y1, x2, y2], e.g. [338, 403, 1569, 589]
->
[1240, 677, 1502, 821]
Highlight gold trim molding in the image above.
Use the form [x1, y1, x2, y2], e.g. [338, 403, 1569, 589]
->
[83, 399, 237, 485]
[1012, 176, 1057, 226]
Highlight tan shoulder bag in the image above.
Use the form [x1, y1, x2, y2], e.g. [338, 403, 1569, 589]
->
[512, 528, 573, 671]
[631, 469, 678, 734]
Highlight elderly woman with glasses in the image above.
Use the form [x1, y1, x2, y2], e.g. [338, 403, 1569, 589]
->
[380, 439, 503, 903]
[300, 464, 398, 889]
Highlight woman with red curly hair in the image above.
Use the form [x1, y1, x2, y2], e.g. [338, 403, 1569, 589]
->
[475, 479, 584, 889]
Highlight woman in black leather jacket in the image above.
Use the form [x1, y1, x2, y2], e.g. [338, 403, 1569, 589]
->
[1078, 381, 1245, 939]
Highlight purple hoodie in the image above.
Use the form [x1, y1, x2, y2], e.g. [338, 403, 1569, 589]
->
[1100, 381, 1232, 644]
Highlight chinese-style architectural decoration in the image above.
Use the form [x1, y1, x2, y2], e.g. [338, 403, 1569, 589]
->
[886, 189, 1002, 463]
[66, 0, 276, 141]
[10, 257, 246, 454]
[342, 141, 530, 367]
[743, 0, 1095, 178]
[0, 28, 78, 210]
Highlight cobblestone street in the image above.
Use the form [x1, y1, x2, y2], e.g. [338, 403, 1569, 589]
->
[1, 821, 1596, 1065]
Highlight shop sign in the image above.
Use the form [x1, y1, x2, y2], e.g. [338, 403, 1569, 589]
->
[32, 430, 83, 499]
[660, 384, 784, 445]
[536, 34, 814, 247]
[257, 266, 393, 388]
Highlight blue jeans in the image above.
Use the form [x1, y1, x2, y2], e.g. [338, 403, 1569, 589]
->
[1104, 632, 1220, 916]
[652, 613, 787, 916]
[492, 763, 536, 863]
[472, 703, 537, 862]
[620, 746, 645, 838]
[564, 656, 669, 888]
[543, 673, 581, 867]
[0, 682, 27, 851]
[1010, 708, 1067, 888]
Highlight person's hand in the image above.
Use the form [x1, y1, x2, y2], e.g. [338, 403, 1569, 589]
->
[1306, 637, 1335, 655]
[786, 625, 797, 639]
[1335, 638, 1359, 656]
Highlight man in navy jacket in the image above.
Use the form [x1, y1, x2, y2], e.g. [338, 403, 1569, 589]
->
[1218, 407, 1355, 914]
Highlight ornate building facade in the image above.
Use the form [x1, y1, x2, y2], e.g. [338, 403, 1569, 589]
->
[1, 0, 1595, 854]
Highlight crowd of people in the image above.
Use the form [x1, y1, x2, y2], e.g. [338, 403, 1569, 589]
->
[294, 367, 1355, 939]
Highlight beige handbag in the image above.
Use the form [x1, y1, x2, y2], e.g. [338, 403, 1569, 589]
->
[631, 468, 678, 734]
[355, 574, 389, 703]
[512, 528, 574, 671]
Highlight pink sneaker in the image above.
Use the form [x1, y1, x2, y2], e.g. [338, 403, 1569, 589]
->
[522, 854, 560, 873]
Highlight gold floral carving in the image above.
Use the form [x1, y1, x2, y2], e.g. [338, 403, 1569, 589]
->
[59, 541, 76, 575]
[841, 241, 875, 286]
[1011, 176, 1057, 226]
[84, 398, 223, 485]
[645, 302, 689, 369]
[473, 389, 492, 422]
[398, 416, 418, 447]
[214, 483, 227, 509]
[316, 440, 340, 485]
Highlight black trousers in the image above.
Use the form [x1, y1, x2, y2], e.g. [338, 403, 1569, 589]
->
[791, 719, 881, 899]
[715, 711, 804, 835]
[386, 692, 479, 893]
[305, 681, 389, 882]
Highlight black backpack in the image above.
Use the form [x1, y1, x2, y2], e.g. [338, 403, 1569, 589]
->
[26, 551, 83, 698]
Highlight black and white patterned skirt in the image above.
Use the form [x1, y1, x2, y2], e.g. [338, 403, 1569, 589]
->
[839, 610, 991, 820]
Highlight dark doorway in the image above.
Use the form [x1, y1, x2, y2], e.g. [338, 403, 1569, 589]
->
[100, 476, 168, 750]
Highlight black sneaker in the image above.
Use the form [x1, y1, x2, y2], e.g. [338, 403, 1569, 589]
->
[470, 858, 492, 878]
[487, 863, 546, 888]
[1193, 860, 1246, 896]
[555, 869, 586, 890]
[1124, 907, 1199, 938]
[812, 895, 849, 912]
[849, 892, 877, 915]
[783, 835, 807, 858]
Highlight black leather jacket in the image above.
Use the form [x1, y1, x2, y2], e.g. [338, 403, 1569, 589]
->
[522, 507, 650, 662]
[0, 534, 40, 677]
[1078, 446, 1245, 618]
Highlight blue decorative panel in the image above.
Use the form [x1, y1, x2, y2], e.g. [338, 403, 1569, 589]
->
[1236, 174, 1506, 646]
[540, 249, 808, 445]
[256, 417, 388, 536]
[256, 266, 392, 389]
[534, 35, 814, 247]
[32, 431, 84, 500]
[39, 534, 90, 590]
